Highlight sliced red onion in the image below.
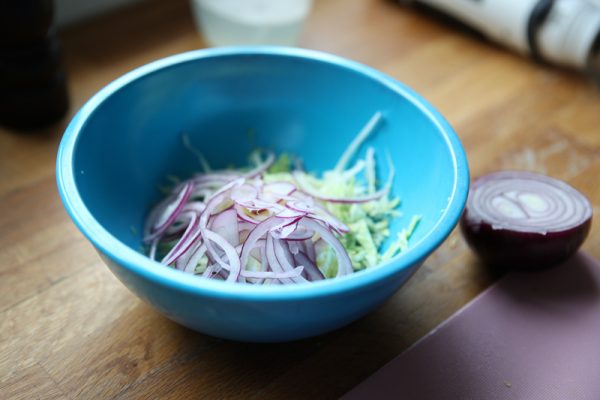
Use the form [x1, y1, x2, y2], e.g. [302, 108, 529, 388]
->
[286, 199, 315, 213]
[144, 182, 193, 242]
[202, 264, 215, 279]
[235, 204, 261, 224]
[207, 177, 244, 203]
[235, 240, 267, 284]
[163, 201, 206, 236]
[188, 180, 229, 198]
[201, 227, 229, 271]
[272, 222, 298, 240]
[235, 203, 274, 224]
[161, 211, 201, 265]
[460, 171, 592, 270]
[273, 238, 308, 284]
[237, 221, 257, 231]
[240, 266, 304, 279]
[231, 184, 259, 205]
[287, 199, 349, 234]
[182, 243, 207, 274]
[216, 267, 228, 280]
[260, 181, 296, 202]
[287, 240, 301, 255]
[297, 218, 353, 277]
[210, 208, 239, 246]
[182, 201, 206, 215]
[199, 184, 239, 230]
[294, 250, 325, 281]
[240, 217, 293, 273]
[276, 208, 307, 219]
[238, 198, 285, 212]
[305, 238, 317, 263]
[202, 229, 241, 282]
[189, 172, 241, 187]
[270, 223, 313, 241]
[265, 234, 294, 284]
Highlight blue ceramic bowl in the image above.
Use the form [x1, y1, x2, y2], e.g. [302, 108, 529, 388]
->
[57, 47, 469, 342]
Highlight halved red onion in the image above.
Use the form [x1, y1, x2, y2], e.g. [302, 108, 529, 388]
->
[460, 171, 592, 270]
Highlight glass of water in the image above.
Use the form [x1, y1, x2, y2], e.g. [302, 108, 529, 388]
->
[191, 0, 313, 47]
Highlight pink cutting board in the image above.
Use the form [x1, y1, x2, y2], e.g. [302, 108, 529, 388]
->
[344, 252, 600, 400]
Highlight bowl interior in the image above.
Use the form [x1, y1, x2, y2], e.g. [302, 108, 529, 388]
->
[68, 49, 465, 271]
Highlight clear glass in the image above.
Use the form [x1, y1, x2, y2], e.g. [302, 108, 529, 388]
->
[190, 0, 313, 47]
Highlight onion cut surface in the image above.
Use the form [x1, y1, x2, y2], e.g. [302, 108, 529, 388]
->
[460, 171, 592, 270]
[143, 113, 421, 284]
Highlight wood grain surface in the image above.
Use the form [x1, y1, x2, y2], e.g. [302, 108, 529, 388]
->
[1, 0, 598, 398]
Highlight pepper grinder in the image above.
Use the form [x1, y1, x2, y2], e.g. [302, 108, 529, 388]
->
[0, 0, 69, 130]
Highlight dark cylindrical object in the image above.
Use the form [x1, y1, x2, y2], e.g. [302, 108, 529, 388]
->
[0, 0, 69, 130]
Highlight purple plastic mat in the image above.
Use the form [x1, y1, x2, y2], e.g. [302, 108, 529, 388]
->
[344, 252, 600, 400]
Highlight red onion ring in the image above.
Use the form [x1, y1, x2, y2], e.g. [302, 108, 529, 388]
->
[297, 218, 353, 277]
[161, 211, 200, 265]
[144, 182, 193, 242]
[265, 234, 294, 284]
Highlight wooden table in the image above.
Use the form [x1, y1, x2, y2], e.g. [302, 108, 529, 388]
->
[1, 0, 598, 398]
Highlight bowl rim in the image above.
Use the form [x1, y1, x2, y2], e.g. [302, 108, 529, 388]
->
[56, 46, 469, 301]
